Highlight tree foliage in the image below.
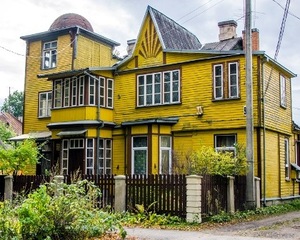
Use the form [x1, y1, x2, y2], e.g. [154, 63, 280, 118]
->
[1, 90, 24, 117]
[0, 139, 39, 175]
[0, 121, 15, 143]
[188, 144, 248, 176]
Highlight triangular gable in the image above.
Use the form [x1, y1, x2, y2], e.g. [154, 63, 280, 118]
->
[117, 6, 202, 69]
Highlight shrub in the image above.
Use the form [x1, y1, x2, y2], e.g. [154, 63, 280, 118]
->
[0, 179, 126, 240]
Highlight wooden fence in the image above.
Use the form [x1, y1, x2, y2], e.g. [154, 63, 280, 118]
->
[126, 174, 186, 217]
[6, 174, 246, 219]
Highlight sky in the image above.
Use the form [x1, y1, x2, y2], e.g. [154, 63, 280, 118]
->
[0, 0, 299, 124]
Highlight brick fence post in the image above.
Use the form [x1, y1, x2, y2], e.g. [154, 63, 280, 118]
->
[114, 175, 126, 212]
[4, 175, 13, 201]
[227, 176, 235, 214]
[255, 177, 261, 208]
[186, 175, 202, 223]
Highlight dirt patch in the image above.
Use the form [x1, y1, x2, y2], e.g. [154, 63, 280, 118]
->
[202, 211, 300, 239]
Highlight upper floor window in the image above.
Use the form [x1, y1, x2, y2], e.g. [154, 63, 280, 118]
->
[213, 62, 239, 100]
[215, 134, 236, 155]
[99, 77, 114, 109]
[137, 70, 180, 107]
[42, 40, 57, 69]
[53, 75, 113, 109]
[38, 91, 52, 117]
[280, 75, 286, 108]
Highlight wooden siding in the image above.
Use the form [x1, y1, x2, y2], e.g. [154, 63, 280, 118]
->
[75, 35, 116, 68]
[50, 107, 113, 123]
[263, 63, 292, 134]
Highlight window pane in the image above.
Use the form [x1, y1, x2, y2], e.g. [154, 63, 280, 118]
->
[161, 150, 170, 174]
[216, 135, 235, 147]
[134, 150, 147, 174]
[161, 136, 171, 147]
[133, 137, 147, 147]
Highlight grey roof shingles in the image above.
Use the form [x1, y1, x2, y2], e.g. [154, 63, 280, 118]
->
[201, 37, 243, 51]
[149, 6, 202, 50]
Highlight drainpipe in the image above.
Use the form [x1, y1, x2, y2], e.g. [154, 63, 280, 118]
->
[262, 57, 267, 206]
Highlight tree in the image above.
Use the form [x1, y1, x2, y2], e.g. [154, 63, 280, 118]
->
[1, 90, 24, 117]
[0, 139, 39, 175]
[0, 121, 15, 143]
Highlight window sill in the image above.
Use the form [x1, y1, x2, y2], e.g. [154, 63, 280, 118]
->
[136, 102, 181, 108]
[212, 97, 241, 102]
[38, 116, 51, 119]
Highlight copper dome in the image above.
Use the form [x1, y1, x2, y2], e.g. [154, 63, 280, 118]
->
[49, 13, 94, 32]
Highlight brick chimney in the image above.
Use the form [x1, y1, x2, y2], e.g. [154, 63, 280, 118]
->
[218, 20, 237, 41]
[242, 28, 260, 51]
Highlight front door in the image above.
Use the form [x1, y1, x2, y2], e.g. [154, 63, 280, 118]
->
[69, 148, 84, 174]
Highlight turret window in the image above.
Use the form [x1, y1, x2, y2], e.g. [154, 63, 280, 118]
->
[42, 40, 57, 69]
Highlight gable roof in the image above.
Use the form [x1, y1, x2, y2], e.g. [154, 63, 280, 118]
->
[148, 6, 202, 50]
[0, 112, 22, 135]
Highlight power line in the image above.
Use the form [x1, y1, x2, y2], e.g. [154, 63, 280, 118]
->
[272, 0, 300, 21]
[274, 0, 291, 60]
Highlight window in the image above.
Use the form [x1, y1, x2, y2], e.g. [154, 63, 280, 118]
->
[160, 136, 172, 174]
[215, 134, 236, 155]
[79, 76, 85, 106]
[284, 138, 290, 180]
[38, 91, 52, 117]
[89, 77, 95, 105]
[72, 77, 77, 106]
[137, 70, 180, 107]
[132, 136, 148, 174]
[64, 78, 70, 107]
[54, 79, 62, 108]
[99, 77, 114, 108]
[280, 75, 286, 107]
[213, 62, 239, 100]
[62, 139, 69, 175]
[98, 139, 112, 175]
[42, 40, 57, 69]
[70, 139, 84, 149]
[86, 139, 94, 174]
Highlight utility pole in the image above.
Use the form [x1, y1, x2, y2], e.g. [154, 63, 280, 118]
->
[245, 0, 255, 208]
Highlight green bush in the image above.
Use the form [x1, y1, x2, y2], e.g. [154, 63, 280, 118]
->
[0, 180, 126, 240]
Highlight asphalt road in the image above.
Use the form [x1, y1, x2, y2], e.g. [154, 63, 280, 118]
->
[125, 211, 300, 240]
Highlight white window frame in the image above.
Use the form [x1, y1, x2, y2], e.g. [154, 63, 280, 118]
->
[137, 70, 180, 107]
[64, 78, 70, 107]
[69, 139, 84, 149]
[107, 78, 114, 109]
[38, 91, 52, 117]
[61, 139, 69, 175]
[99, 77, 105, 107]
[79, 76, 85, 106]
[159, 136, 172, 174]
[98, 139, 112, 175]
[72, 77, 78, 106]
[228, 62, 239, 98]
[89, 76, 95, 105]
[54, 79, 62, 108]
[215, 134, 236, 155]
[86, 139, 94, 174]
[42, 40, 57, 69]
[280, 75, 286, 107]
[132, 136, 148, 175]
[213, 64, 223, 99]
[284, 138, 290, 180]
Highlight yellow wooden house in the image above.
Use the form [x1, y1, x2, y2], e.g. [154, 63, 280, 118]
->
[16, 6, 299, 203]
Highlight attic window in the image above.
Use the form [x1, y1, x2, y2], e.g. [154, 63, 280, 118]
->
[42, 40, 57, 69]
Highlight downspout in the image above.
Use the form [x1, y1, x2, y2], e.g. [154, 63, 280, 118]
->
[262, 57, 267, 206]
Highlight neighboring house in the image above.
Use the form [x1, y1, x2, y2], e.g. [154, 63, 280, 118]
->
[17, 6, 299, 203]
[0, 112, 22, 136]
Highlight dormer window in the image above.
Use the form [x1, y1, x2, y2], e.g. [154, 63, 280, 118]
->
[42, 40, 57, 69]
